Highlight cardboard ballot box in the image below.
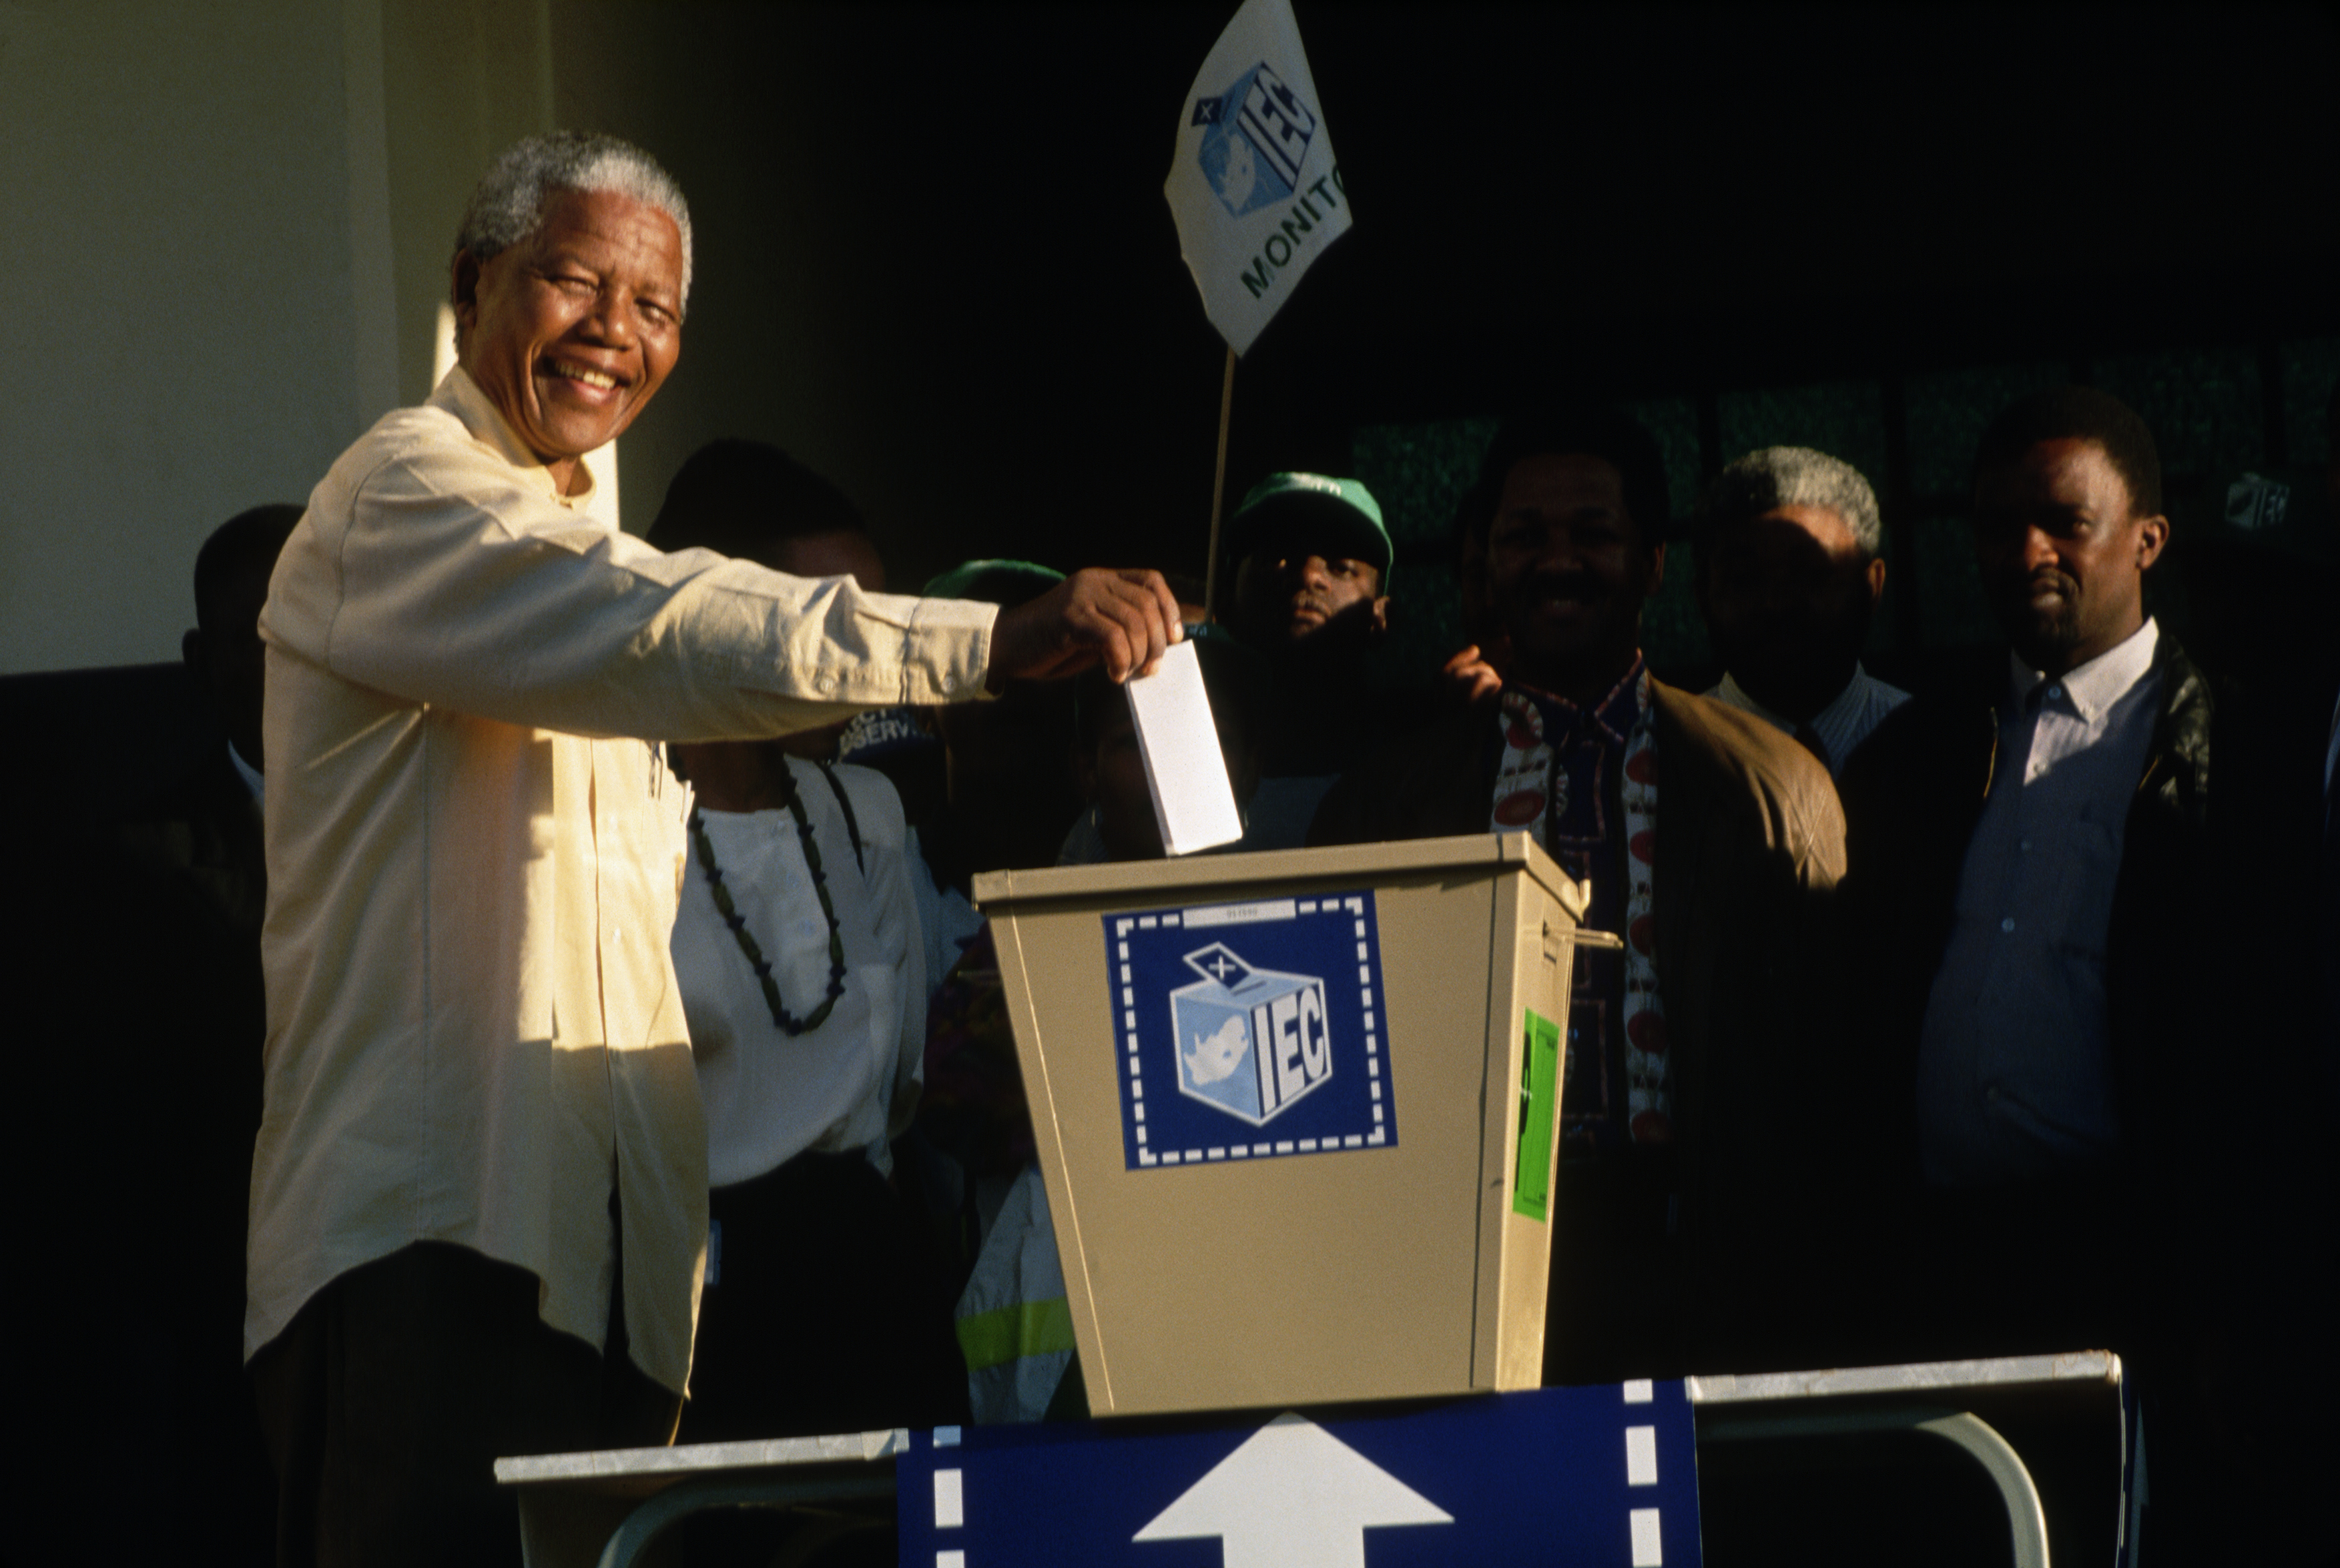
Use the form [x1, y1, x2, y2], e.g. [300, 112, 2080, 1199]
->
[972, 832, 1615, 1417]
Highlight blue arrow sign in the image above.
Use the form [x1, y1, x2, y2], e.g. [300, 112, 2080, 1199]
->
[898, 1381, 1700, 1566]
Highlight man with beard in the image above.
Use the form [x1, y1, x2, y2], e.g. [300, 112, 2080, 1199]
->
[1217, 472, 1394, 848]
[1839, 386, 2207, 1370]
[1311, 406, 1845, 1381]
[1696, 447, 1906, 775]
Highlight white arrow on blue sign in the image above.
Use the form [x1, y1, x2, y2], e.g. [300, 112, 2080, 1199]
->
[1133, 1411, 1450, 1567]
[897, 1380, 1699, 1566]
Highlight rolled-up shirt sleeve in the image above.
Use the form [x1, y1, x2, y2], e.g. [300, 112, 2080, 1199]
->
[248, 368, 1009, 1399]
[270, 404, 994, 742]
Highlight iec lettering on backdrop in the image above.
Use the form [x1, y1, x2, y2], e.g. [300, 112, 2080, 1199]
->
[1105, 891, 1396, 1170]
[898, 1381, 1703, 1566]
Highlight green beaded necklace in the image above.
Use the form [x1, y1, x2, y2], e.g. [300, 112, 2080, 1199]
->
[687, 761, 847, 1036]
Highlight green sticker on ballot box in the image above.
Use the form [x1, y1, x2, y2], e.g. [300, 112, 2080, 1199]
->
[1512, 1008, 1560, 1221]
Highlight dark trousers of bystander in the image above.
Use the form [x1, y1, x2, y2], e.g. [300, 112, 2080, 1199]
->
[248, 1240, 679, 1568]
[681, 1149, 969, 1445]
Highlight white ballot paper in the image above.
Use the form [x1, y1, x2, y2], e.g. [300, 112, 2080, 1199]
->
[1127, 639, 1245, 857]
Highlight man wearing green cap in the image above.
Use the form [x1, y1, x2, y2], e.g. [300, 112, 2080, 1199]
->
[1217, 472, 1396, 848]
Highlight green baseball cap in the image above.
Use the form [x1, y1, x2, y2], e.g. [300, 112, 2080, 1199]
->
[1222, 473, 1393, 591]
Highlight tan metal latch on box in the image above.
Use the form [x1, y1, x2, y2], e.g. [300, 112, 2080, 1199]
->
[973, 832, 1619, 1417]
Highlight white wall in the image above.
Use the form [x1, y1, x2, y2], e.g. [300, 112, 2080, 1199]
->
[0, 0, 555, 675]
[2, 2, 352, 671]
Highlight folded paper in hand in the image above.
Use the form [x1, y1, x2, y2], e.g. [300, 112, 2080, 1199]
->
[1127, 639, 1244, 857]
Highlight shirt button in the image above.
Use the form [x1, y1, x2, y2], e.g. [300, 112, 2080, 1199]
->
[1986, 1086, 2001, 1102]
[2000, 916, 2016, 933]
[816, 673, 837, 692]
[2019, 838, 2032, 851]
[2047, 685, 2064, 701]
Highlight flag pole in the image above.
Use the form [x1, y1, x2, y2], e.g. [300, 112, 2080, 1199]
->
[1201, 345, 1237, 619]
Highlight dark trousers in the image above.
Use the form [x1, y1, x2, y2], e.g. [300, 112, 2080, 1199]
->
[681, 1150, 968, 1445]
[249, 1241, 678, 1568]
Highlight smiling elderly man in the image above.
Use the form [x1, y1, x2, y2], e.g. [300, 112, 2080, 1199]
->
[245, 132, 1177, 1566]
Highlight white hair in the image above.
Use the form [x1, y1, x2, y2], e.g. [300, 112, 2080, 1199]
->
[455, 131, 693, 312]
[1705, 446, 1883, 558]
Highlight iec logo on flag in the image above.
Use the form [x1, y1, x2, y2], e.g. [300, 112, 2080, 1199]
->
[1105, 891, 1396, 1170]
[1192, 61, 1318, 218]
[1164, 0, 1352, 356]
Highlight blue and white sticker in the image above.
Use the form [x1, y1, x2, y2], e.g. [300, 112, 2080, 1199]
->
[1106, 891, 1394, 1170]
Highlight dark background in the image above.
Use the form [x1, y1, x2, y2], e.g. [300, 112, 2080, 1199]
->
[17, 0, 2338, 811]
[558, 0, 2339, 680]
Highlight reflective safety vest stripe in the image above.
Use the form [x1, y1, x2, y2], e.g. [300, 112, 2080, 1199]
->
[956, 1296, 1076, 1373]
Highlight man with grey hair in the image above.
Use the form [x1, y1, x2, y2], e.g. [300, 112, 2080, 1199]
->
[246, 131, 1179, 1565]
[1695, 445, 1907, 775]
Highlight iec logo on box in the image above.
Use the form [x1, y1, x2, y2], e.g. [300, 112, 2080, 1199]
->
[1171, 943, 1331, 1124]
[1105, 891, 1395, 1170]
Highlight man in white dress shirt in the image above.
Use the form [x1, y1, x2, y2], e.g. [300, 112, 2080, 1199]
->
[1696, 446, 1907, 775]
[246, 132, 1178, 1566]
[1841, 386, 2207, 1363]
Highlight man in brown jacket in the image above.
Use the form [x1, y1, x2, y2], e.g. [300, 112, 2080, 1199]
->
[1312, 406, 1845, 1382]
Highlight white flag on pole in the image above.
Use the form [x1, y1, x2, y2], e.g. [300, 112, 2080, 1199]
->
[1165, 0, 1352, 357]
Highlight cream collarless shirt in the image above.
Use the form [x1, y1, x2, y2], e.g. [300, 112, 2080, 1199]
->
[250, 368, 993, 1395]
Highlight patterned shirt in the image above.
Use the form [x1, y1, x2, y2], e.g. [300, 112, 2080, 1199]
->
[1491, 657, 1667, 1154]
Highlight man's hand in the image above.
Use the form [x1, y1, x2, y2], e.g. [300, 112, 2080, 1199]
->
[987, 568, 1183, 690]
[1442, 643, 1505, 705]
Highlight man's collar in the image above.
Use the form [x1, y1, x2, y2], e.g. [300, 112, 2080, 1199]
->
[2008, 618, 2160, 722]
[428, 366, 595, 508]
[1506, 653, 1648, 744]
[1713, 663, 1874, 737]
